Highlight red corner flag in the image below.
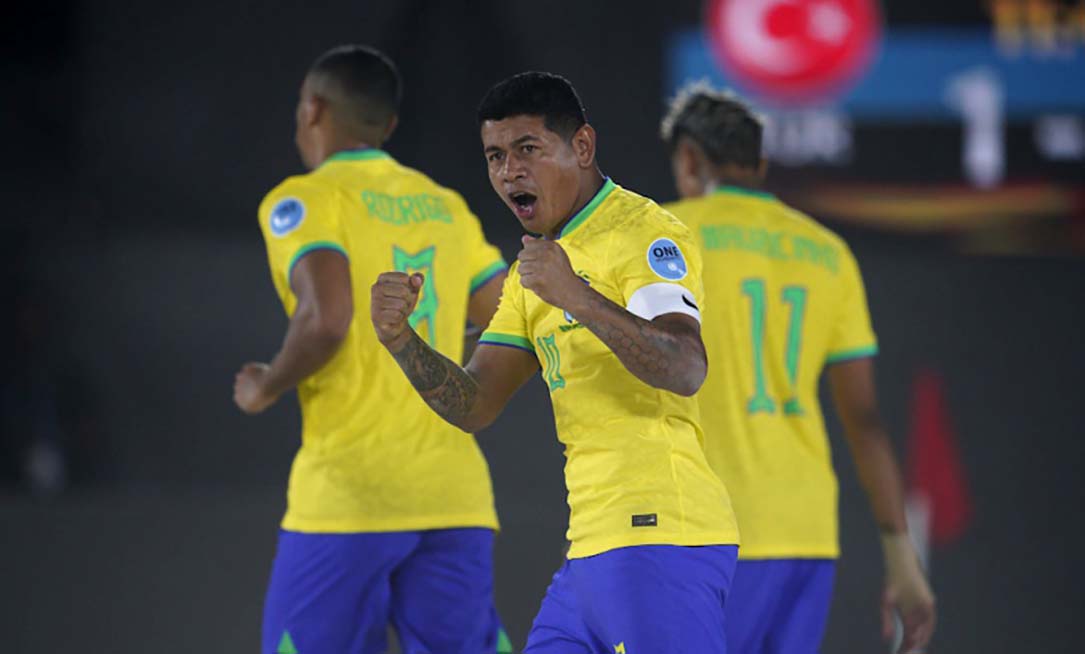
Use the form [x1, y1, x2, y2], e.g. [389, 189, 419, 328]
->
[905, 369, 972, 563]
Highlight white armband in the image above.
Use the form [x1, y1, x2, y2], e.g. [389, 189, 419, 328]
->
[626, 282, 701, 323]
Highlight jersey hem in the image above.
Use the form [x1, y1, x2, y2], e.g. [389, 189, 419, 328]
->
[566, 530, 740, 559]
[478, 332, 534, 352]
[287, 241, 349, 283]
[281, 512, 500, 534]
[825, 344, 879, 365]
[470, 261, 508, 293]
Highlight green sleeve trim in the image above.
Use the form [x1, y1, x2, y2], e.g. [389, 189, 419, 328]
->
[825, 344, 879, 365]
[470, 261, 508, 293]
[287, 241, 349, 282]
[478, 332, 534, 353]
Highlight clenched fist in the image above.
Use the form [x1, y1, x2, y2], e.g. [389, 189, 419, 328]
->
[371, 271, 423, 351]
[234, 362, 279, 414]
[518, 235, 589, 312]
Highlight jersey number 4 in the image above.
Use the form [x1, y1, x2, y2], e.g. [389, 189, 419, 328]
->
[393, 246, 439, 347]
[741, 278, 807, 416]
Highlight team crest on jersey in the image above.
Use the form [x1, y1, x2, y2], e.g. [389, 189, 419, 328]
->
[646, 237, 688, 281]
[269, 197, 305, 237]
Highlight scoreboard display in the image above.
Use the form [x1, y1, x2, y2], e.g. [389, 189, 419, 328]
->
[668, 0, 1085, 252]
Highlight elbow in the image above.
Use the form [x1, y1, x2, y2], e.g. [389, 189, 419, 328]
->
[313, 306, 353, 344]
[456, 409, 498, 434]
[670, 353, 707, 397]
[670, 374, 704, 397]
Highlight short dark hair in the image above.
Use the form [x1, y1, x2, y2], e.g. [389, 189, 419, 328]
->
[477, 72, 587, 140]
[308, 45, 402, 135]
[660, 83, 763, 169]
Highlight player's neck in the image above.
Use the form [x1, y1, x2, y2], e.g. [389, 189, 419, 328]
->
[549, 169, 606, 239]
[706, 163, 765, 196]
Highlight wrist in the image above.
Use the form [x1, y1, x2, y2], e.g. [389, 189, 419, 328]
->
[562, 279, 594, 318]
[383, 328, 415, 354]
[880, 531, 924, 576]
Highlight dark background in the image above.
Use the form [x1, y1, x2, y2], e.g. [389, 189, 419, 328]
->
[2, 1, 1083, 652]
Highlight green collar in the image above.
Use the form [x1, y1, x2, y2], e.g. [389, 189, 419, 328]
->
[323, 148, 391, 165]
[713, 184, 775, 201]
[558, 178, 617, 239]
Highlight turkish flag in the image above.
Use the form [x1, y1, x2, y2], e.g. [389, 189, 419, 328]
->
[906, 369, 973, 548]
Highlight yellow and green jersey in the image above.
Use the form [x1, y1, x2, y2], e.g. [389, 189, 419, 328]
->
[666, 186, 878, 559]
[258, 148, 507, 534]
[480, 179, 740, 559]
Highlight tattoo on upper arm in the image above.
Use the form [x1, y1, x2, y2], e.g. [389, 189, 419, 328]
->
[576, 291, 705, 393]
[393, 331, 479, 423]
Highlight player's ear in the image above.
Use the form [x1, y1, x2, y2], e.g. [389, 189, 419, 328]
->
[382, 114, 399, 143]
[571, 123, 596, 169]
[299, 92, 329, 129]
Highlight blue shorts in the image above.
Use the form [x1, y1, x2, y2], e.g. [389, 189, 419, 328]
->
[524, 544, 739, 654]
[262, 528, 510, 654]
[725, 559, 835, 654]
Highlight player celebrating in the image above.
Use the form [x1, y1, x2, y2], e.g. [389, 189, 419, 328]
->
[372, 72, 741, 653]
[233, 45, 512, 654]
[660, 85, 936, 654]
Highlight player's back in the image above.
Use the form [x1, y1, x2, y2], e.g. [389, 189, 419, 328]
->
[259, 148, 506, 533]
[666, 186, 877, 558]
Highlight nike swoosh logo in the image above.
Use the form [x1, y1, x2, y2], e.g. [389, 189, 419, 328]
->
[682, 295, 699, 310]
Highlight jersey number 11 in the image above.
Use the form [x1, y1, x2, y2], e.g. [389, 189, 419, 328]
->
[741, 278, 807, 417]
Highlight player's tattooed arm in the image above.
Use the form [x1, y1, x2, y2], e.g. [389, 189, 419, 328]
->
[517, 236, 706, 396]
[372, 271, 534, 432]
[390, 329, 480, 427]
[570, 290, 707, 396]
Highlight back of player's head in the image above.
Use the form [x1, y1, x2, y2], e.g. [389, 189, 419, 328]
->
[307, 45, 402, 136]
[660, 83, 763, 169]
[477, 72, 587, 140]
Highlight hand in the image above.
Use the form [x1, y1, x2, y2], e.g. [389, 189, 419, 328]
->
[517, 236, 587, 312]
[881, 533, 936, 653]
[233, 362, 279, 414]
[371, 272, 423, 352]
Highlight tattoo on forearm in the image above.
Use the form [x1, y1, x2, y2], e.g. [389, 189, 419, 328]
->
[392, 331, 479, 425]
[576, 292, 704, 394]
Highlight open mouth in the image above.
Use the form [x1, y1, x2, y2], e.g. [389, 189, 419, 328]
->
[509, 191, 538, 220]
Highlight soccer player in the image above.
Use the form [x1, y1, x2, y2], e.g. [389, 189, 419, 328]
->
[232, 45, 512, 654]
[371, 72, 741, 653]
[660, 85, 936, 654]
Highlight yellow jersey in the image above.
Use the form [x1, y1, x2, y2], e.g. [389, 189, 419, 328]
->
[666, 186, 878, 559]
[258, 148, 507, 533]
[480, 179, 740, 559]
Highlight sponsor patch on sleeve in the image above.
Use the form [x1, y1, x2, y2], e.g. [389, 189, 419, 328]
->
[269, 197, 305, 237]
[646, 237, 688, 281]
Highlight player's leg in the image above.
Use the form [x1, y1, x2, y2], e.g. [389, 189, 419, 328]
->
[762, 560, 835, 654]
[389, 527, 511, 653]
[523, 561, 595, 654]
[572, 544, 739, 653]
[725, 559, 789, 654]
[261, 529, 419, 654]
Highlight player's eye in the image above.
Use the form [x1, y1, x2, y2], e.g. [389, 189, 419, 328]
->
[521, 144, 537, 154]
[487, 152, 504, 163]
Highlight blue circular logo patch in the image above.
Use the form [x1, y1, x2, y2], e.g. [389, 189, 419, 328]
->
[646, 237, 688, 281]
[269, 197, 305, 237]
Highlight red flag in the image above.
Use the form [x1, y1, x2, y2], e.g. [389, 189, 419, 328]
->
[906, 369, 972, 548]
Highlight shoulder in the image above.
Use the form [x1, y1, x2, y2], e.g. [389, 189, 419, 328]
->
[607, 185, 696, 245]
[660, 194, 715, 228]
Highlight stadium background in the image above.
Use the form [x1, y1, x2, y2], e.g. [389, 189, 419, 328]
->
[2, 0, 1082, 651]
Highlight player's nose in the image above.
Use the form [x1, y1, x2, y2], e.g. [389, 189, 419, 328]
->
[501, 151, 527, 182]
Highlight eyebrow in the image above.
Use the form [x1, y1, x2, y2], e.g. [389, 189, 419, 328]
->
[484, 133, 543, 154]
